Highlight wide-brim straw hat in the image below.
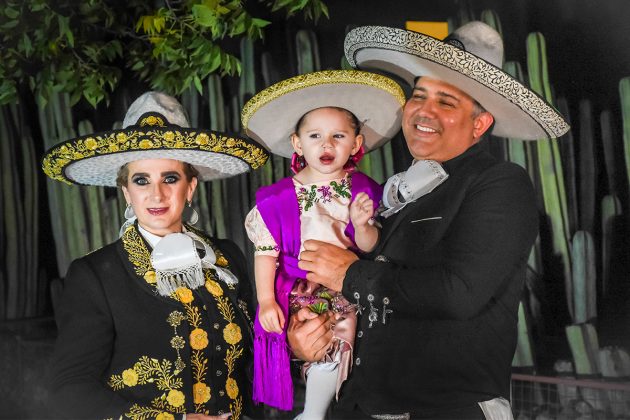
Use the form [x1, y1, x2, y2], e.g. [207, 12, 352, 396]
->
[42, 91, 269, 186]
[241, 69, 406, 158]
[344, 22, 570, 140]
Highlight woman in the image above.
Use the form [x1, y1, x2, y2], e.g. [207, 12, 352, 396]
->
[42, 91, 269, 419]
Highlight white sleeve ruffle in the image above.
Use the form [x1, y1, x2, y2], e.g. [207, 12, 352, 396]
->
[244, 206, 280, 257]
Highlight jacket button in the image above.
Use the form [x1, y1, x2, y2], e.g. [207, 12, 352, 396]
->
[357, 330, 363, 338]
[356, 357, 361, 366]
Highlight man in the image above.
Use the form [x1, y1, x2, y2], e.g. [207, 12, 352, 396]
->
[288, 22, 569, 419]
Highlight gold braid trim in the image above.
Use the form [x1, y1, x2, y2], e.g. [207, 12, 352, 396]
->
[241, 69, 406, 129]
[42, 122, 268, 184]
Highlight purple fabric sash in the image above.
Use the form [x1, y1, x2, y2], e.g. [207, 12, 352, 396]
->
[252, 172, 382, 410]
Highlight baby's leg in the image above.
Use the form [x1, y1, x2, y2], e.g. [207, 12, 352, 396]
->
[296, 362, 338, 420]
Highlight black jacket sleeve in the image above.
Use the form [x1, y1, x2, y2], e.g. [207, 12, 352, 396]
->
[48, 257, 133, 418]
[343, 162, 538, 320]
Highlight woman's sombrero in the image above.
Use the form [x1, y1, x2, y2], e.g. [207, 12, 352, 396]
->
[344, 21, 570, 140]
[42, 91, 269, 186]
[241, 69, 406, 158]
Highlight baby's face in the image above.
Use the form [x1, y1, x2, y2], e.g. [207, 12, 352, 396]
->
[291, 107, 363, 181]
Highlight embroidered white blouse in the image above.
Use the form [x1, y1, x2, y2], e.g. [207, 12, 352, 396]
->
[245, 176, 354, 257]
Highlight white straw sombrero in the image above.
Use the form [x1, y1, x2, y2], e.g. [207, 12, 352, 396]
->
[344, 22, 570, 140]
[43, 91, 269, 186]
[241, 69, 406, 158]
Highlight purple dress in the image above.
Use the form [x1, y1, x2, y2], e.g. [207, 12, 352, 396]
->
[244, 172, 382, 410]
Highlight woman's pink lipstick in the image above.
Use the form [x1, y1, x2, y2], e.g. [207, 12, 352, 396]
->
[147, 207, 168, 215]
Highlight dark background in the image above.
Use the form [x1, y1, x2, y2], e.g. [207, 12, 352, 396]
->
[3, 0, 630, 417]
[253, 0, 630, 122]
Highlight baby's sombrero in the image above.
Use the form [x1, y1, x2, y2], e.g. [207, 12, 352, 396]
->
[241, 69, 406, 158]
[42, 91, 269, 186]
[344, 22, 570, 140]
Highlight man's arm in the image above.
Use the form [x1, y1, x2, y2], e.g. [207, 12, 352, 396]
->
[301, 163, 538, 320]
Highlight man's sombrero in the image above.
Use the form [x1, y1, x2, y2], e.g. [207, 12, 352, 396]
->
[344, 21, 570, 140]
[42, 91, 269, 186]
[241, 69, 406, 158]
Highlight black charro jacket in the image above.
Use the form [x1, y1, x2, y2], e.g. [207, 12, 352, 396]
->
[49, 224, 256, 420]
[338, 144, 539, 418]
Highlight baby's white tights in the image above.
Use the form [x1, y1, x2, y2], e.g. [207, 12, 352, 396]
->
[295, 362, 338, 420]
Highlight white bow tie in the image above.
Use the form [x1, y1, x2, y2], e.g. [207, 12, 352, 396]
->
[151, 232, 238, 297]
[381, 160, 449, 218]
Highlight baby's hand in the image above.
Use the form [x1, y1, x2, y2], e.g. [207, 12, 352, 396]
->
[350, 192, 374, 228]
[259, 299, 285, 333]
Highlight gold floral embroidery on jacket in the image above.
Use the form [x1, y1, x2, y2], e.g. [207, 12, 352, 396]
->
[108, 356, 186, 417]
[215, 292, 244, 417]
[118, 224, 247, 419]
[176, 287, 212, 412]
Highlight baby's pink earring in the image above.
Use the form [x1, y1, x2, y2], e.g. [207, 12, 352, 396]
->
[291, 152, 307, 174]
[343, 146, 366, 173]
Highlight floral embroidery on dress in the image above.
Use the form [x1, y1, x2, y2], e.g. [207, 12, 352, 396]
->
[255, 244, 279, 252]
[296, 176, 352, 214]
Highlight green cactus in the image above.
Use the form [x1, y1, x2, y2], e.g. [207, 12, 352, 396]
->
[504, 61, 530, 170]
[503, 61, 544, 278]
[1, 106, 20, 318]
[456, 1, 475, 26]
[480, 9, 503, 38]
[78, 119, 106, 252]
[14, 102, 39, 317]
[571, 230, 596, 324]
[619, 77, 630, 209]
[578, 99, 596, 233]
[557, 97, 578, 234]
[239, 37, 256, 109]
[600, 110, 619, 194]
[512, 301, 535, 368]
[601, 194, 622, 298]
[566, 323, 600, 377]
[527, 32, 573, 317]
[182, 87, 211, 234]
[206, 75, 227, 238]
[296, 29, 320, 74]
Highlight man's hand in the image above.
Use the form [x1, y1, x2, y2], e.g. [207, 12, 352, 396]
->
[287, 308, 334, 362]
[298, 240, 358, 292]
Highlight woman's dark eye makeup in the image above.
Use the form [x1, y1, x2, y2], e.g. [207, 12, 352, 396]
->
[131, 172, 180, 185]
[164, 174, 180, 183]
[132, 175, 148, 185]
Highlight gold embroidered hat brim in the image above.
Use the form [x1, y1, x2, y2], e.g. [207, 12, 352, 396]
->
[42, 113, 269, 186]
[241, 69, 406, 158]
[344, 26, 570, 140]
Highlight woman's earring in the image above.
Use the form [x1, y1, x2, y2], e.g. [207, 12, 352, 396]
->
[119, 203, 137, 237]
[124, 203, 135, 219]
[290, 152, 307, 174]
[183, 200, 199, 225]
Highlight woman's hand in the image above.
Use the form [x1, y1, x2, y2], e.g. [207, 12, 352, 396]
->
[258, 299, 285, 333]
[298, 240, 358, 292]
[287, 308, 334, 362]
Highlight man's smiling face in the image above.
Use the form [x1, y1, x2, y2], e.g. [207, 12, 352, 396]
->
[402, 76, 494, 162]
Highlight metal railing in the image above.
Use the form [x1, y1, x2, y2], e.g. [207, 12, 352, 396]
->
[511, 373, 630, 419]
